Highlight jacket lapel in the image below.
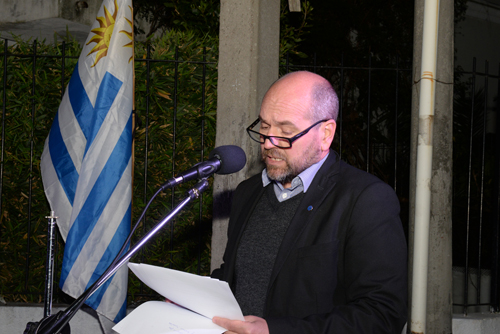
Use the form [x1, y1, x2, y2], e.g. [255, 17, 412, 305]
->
[224, 178, 267, 285]
[267, 151, 340, 290]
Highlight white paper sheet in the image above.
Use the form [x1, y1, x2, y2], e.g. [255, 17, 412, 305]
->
[113, 263, 244, 334]
[112, 301, 224, 334]
[127, 263, 243, 320]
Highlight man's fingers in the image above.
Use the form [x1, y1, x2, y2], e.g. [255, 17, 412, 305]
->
[212, 316, 243, 332]
[212, 316, 269, 334]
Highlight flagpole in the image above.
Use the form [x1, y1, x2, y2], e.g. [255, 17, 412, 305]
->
[131, 1, 136, 212]
[43, 212, 57, 318]
[132, 1, 135, 113]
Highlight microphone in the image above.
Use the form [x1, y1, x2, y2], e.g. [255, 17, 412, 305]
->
[161, 145, 246, 190]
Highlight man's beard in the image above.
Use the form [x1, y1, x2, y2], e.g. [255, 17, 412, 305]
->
[262, 143, 322, 185]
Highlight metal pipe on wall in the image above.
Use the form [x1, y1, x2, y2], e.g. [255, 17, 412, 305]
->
[410, 0, 440, 333]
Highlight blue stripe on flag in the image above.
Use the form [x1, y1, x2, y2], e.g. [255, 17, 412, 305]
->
[60, 112, 133, 288]
[84, 72, 123, 155]
[48, 112, 78, 205]
[84, 203, 131, 308]
[68, 63, 94, 140]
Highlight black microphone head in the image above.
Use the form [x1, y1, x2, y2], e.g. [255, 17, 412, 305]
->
[209, 145, 247, 175]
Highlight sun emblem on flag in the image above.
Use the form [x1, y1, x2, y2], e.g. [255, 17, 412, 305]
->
[86, 0, 133, 67]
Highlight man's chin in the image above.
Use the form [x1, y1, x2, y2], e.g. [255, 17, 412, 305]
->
[267, 168, 293, 184]
[266, 170, 285, 182]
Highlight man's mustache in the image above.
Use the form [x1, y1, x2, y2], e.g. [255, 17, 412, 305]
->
[262, 148, 287, 161]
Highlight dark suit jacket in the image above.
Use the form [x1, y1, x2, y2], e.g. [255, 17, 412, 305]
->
[212, 151, 407, 334]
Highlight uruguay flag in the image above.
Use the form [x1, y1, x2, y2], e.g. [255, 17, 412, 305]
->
[40, 0, 134, 322]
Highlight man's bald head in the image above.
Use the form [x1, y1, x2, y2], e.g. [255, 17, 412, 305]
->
[264, 71, 339, 122]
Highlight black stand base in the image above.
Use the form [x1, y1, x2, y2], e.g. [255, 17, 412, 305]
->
[24, 314, 71, 334]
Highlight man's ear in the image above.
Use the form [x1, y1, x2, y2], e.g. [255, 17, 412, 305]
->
[321, 120, 336, 151]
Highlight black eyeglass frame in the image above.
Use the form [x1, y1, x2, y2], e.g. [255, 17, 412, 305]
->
[246, 118, 330, 149]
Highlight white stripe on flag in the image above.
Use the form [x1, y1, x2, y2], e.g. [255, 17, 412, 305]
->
[58, 90, 86, 176]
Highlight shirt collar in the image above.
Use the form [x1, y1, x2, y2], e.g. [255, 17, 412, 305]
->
[261, 152, 329, 192]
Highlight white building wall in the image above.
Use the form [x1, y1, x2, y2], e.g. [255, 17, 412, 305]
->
[59, 0, 103, 27]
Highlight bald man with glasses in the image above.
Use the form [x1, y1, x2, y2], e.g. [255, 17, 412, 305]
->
[211, 71, 407, 334]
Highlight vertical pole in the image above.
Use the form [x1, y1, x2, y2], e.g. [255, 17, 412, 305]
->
[366, 53, 372, 173]
[25, 40, 38, 292]
[338, 53, 344, 160]
[170, 47, 179, 267]
[410, 0, 440, 333]
[394, 55, 400, 192]
[491, 63, 500, 313]
[198, 47, 207, 275]
[44, 211, 58, 317]
[139, 43, 151, 295]
[0, 39, 7, 237]
[410, 0, 454, 331]
[464, 58, 477, 315]
[477, 60, 490, 309]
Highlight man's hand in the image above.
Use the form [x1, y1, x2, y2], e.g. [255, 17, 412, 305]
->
[212, 315, 269, 334]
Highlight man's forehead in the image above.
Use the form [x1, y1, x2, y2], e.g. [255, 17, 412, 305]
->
[259, 100, 312, 126]
[258, 115, 298, 127]
[261, 80, 313, 118]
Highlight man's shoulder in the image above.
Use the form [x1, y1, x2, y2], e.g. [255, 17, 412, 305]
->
[321, 152, 381, 184]
[236, 172, 262, 191]
[236, 172, 263, 191]
[327, 157, 394, 195]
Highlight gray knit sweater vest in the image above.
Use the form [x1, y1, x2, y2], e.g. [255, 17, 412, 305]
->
[234, 185, 304, 316]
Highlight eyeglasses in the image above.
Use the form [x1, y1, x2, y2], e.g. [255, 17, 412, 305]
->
[246, 118, 329, 149]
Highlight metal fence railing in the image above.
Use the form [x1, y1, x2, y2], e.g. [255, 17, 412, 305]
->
[453, 58, 500, 314]
[0, 38, 499, 314]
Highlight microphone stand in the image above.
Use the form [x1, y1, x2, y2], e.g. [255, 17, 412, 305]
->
[24, 179, 210, 334]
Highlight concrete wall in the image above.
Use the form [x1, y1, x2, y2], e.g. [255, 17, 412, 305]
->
[0, 304, 109, 334]
[0, 0, 59, 22]
[0, 1, 150, 42]
[0, 0, 105, 27]
[60, 0, 103, 27]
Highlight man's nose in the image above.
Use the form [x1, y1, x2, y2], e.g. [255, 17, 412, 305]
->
[262, 136, 276, 149]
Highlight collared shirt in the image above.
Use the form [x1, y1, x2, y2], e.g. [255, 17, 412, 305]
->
[262, 152, 329, 202]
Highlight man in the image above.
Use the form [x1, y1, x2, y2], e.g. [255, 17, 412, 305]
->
[211, 71, 407, 334]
